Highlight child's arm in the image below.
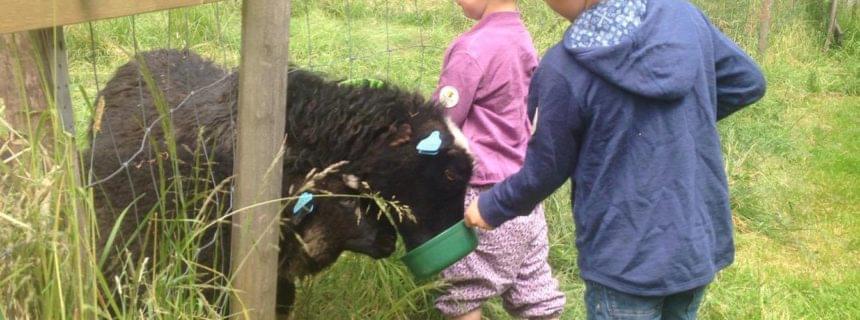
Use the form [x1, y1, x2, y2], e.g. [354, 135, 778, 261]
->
[711, 25, 767, 120]
[477, 67, 581, 228]
[433, 52, 483, 127]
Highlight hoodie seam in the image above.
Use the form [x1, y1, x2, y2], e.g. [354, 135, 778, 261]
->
[642, 53, 671, 97]
[540, 62, 581, 129]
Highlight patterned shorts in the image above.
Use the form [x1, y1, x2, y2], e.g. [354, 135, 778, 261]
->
[435, 187, 566, 319]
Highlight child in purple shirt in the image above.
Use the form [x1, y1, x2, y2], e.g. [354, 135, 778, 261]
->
[432, 1, 566, 319]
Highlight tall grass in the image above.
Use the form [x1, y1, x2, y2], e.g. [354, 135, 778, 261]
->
[1, 0, 858, 319]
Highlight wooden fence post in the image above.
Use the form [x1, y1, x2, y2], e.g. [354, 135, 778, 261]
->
[854, 0, 858, 17]
[1, 29, 74, 137]
[0, 32, 52, 144]
[29, 28, 75, 135]
[825, 0, 840, 49]
[230, 0, 290, 319]
[34, 27, 94, 320]
[758, 0, 773, 58]
[0, 26, 91, 319]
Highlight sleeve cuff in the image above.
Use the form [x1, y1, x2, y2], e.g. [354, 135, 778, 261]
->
[477, 189, 513, 228]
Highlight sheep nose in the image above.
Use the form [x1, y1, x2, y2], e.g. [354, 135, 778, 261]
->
[367, 234, 397, 258]
[365, 248, 392, 259]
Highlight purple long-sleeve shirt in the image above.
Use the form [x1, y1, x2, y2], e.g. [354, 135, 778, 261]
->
[433, 11, 538, 187]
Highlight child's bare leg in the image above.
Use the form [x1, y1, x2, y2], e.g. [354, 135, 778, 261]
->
[451, 308, 482, 320]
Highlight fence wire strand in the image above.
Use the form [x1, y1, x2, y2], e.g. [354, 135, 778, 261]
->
[85, 0, 442, 190]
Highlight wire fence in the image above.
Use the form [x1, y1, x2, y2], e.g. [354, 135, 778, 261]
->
[69, 0, 465, 185]
[55, 0, 461, 314]
[69, 0, 464, 189]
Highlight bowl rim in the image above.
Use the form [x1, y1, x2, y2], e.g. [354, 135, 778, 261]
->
[400, 220, 474, 263]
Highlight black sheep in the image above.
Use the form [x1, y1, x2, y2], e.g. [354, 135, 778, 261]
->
[88, 49, 472, 314]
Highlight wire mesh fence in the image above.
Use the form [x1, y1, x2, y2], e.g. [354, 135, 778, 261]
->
[53, 0, 476, 316]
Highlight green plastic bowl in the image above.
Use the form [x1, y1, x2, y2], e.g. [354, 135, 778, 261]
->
[401, 220, 478, 280]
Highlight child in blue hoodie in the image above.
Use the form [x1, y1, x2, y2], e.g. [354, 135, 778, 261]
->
[464, 0, 766, 318]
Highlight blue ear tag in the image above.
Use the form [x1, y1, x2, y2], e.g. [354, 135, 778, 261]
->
[416, 131, 442, 155]
[292, 192, 314, 217]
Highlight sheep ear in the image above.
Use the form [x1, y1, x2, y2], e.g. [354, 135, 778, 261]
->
[291, 212, 308, 225]
[444, 117, 470, 154]
[342, 174, 361, 190]
[387, 123, 412, 147]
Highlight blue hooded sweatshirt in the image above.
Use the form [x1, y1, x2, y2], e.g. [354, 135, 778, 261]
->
[478, 0, 766, 296]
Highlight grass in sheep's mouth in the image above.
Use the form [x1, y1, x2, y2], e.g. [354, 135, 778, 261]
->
[2, 0, 860, 319]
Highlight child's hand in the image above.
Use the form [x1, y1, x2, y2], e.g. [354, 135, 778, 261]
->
[464, 199, 493, 230]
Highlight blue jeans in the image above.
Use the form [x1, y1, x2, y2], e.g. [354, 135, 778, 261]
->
[584, 281, 706, 320]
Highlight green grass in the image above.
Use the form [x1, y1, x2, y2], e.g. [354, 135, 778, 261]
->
[1, 0, 859, 318]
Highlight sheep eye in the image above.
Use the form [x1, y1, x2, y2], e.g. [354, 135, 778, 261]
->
[339, 199, 356, 207]
[444, 169, 457, 181]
